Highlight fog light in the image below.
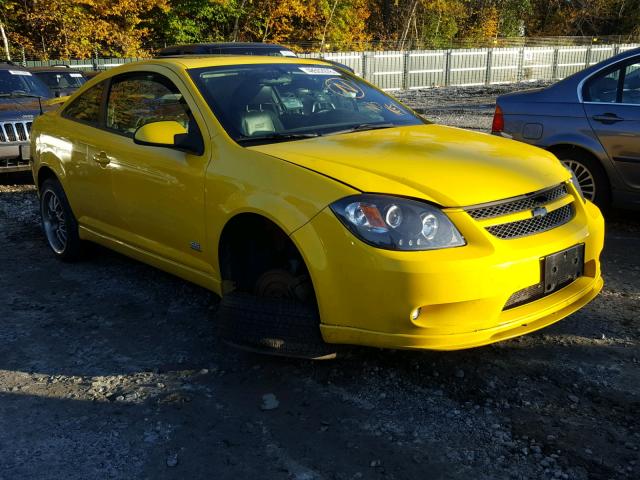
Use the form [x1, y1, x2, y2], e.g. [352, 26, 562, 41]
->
[410, 307, 421, 320]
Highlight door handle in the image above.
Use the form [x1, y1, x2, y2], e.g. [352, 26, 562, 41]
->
[92, 151, 110, 166]
[592, 113, 624, 124]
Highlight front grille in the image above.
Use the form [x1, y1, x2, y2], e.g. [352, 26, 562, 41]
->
[466, 184, 568, 220]
[486, 204, 574, 239]
[0, 121, 32, 143]
[504, 282, 545, 310]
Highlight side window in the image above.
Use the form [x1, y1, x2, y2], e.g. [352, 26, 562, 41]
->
[584, 68, 620, 103]
[622, 62, 640, 104]
[106, 73, 190, 137]
[62, 81, 105, 125]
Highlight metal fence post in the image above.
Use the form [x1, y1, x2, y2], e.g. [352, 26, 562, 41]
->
[485, 48, 493, 85]
[362, 51, 368, 82]
[444, 49, 451, 86]
[551, 47, 559, 80]
[402, 50, 410, 90]
[517, 47, 525, 82]
[585, 45, 592, 68]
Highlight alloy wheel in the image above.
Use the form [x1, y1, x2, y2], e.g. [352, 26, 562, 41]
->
[42, 190, 67, 254]
[562, 160, 596, 201]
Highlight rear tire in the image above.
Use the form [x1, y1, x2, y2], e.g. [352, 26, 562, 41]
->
[40, 178, 84, 261]
[217, 291, 336, 360]
[555, 148, 610, 208]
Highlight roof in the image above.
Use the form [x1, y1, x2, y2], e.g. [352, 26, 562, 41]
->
[29, 66, 84, 73]
[131, 56, 330, 70]
[158, 42, 291, 53]
[0, 62, 29, 71]
[169, 42, 288, 48]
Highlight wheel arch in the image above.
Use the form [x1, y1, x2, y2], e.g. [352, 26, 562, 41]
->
[547, 143, 611, 184]
[36, 165, 59, 191]
[217, 212, 317, 299]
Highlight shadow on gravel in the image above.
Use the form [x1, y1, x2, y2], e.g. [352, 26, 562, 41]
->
[0, 171, 33, 186]
[0, 179, 638, 479]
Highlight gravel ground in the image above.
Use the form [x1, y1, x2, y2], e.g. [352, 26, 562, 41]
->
[396, 81, 552, 132]
[0, 83, 639, 479]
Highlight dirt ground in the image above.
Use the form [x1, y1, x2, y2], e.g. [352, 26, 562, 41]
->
[1, 84, 639, 480]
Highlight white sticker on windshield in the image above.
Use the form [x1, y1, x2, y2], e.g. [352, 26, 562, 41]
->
[69, 73, 83, 77]
[299, 67, 340, 75]
[280, 50, 297, 57]
[9, 70, 32, 76]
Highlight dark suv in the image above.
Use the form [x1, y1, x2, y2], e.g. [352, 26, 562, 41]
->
[30, 66, 87, 97]
[0, 63, 52, 173]
[156, 43, 355, 74]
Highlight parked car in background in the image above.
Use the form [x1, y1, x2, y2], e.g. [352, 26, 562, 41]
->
[30, 66, 87, 97]
[0, 62, 52, 173]
[31, 56, 603, 358]
[156, 42, 356, 74]
[83, 70, 105, 80]
[492, 47, 640, 210]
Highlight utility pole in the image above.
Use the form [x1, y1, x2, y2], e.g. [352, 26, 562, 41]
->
[0, 22, 11, 61]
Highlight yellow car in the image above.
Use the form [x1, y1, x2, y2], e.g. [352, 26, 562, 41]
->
[31, 56, 604, 358]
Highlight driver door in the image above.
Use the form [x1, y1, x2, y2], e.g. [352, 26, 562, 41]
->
[101, 69, 213, 274]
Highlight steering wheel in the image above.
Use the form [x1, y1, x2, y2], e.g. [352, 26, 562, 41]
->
[311, 97, 335, 114]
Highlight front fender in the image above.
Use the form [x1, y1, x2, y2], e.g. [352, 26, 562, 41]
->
[204, 142, 358, 279]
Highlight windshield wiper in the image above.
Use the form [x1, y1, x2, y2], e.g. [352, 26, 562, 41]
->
[237, 132, 321, 145]
[0, 91, 44, 114]
[326, 122, 395, 136]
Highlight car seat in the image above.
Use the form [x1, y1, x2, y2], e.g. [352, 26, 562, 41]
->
[239, 109, 283, 136]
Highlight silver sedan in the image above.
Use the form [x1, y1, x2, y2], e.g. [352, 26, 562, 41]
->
[493, 47, 640, 209]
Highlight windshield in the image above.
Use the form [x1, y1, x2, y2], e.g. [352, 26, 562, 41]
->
[34, 71, 86, 90]
[189, 63, 424, 144]
[0, 69, 52, 98]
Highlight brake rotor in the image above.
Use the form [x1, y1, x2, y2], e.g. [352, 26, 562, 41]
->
[254, 269, 312, 302]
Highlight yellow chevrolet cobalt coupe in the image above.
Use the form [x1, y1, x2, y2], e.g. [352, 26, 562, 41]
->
[31, 56, 604, 358]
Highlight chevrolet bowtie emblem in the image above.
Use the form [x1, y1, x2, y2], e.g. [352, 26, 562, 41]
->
[532, 206, 548, 218]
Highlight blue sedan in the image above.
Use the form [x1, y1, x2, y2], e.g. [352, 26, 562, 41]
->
[493, 47, 640, 209]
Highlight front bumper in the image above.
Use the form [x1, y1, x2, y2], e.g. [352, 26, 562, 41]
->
[292, 191, 604, 351]
[0, 143, 31, 173]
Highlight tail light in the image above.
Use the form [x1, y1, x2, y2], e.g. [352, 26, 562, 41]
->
[491, 105, 504, 133]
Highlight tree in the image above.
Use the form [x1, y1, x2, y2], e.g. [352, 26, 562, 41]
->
[2, 0, 168, 59]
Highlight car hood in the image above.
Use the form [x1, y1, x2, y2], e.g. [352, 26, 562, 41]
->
[249, 124, 570, 207]
[0, 98, 41, 120]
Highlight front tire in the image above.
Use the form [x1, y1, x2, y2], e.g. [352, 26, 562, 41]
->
[40, 178, 84, 261]
[217, 291, 336, 360]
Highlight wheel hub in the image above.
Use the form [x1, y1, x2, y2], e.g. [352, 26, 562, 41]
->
[255, 269, 312, 302]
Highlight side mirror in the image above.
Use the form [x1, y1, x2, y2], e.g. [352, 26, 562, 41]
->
[133, 121, 188, 149]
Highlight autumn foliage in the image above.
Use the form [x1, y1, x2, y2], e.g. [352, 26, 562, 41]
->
[1, 0, 640, 59]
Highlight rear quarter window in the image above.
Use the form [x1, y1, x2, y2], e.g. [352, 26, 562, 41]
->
[62, 82, 105, 125]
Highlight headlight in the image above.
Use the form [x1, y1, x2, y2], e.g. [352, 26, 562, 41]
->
[565, 166, 585, 202]
[330, 194, 466, 251]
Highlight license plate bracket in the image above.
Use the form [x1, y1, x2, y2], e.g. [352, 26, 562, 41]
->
[543, 244, 585, 294]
